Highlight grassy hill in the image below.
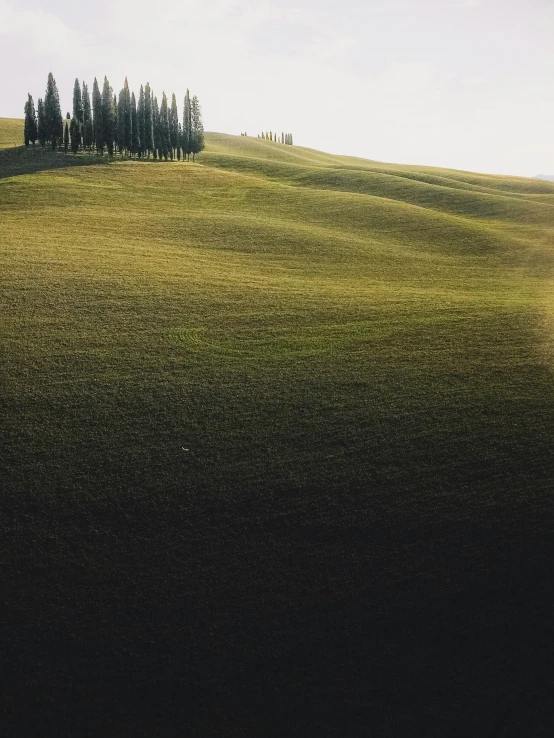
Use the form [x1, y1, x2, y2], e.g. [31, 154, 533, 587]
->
[2, 117, 554, 735]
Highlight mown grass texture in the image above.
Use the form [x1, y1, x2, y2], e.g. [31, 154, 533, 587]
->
[2, 118, 554, 736]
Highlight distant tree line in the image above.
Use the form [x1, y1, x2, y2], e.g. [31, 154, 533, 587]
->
[24, 72, 205, 161]
[258, 131, 293, 145]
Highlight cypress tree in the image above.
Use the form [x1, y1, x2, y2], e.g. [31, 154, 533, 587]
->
[144, 83, 154, 158]
[101, 76, 114, 156]
[152, 95, 160, 160]
[24, 94, 38, 147]
[64, 121, 69, 153]
[138, 85, 146, 158]
[177, 122, 182, 161]
[122, 77, 132, 154]
[82, 82, 93, 153]
[37, 98, 46, 148]
[72, 78, 83, 134]
[92, 78, 104, 154]
[112, 94, 118, 154]
[131, 92, 140, 157]
[70, 117, 80, 154]
[117, 87, 126, 155]
[190, 95, 205, 162]
[160, 92, 170, 161]
[182, 89, 192, 160]
[169, 93, 179, 159]
[44, 72, 63, 150]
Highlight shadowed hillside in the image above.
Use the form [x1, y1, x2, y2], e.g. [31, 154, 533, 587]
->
[2, 118, 554, 736]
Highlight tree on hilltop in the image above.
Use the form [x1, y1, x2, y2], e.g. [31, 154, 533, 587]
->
[24, 94, 38, 147]
[37, 98, 46, 148]
[138, 85, 146, 158]
[117, 86, 126, 155]
[92, 78, 104, 154]
[101, 76, 114, 156]
[44, 72, 63, 149]
[160, 92, 170, 161]
[82, 82, 93, 153]
[182, 89, 192, 160]
[152, 95, 160, 159]
[170, 93, 179, 160]
[112, 94, 118, 154]
[190, 95, 205, 161]
[71, 79, 83, 152]
[123, 77, 132, 154]
[143, 83, 154, 157]
[131, 92, 140, 157]
[72, 78, 83, 128]
[70, 116, 80, 154]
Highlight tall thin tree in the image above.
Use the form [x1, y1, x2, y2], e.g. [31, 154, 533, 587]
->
[152, 95, 160, 160]
[182, 89, 192, 161]
[144, 83, 154, 158]
[131, 92, 140, 157]
[138, 84, 146, 158]
[92, 78, 104, 154]
[82, 82, 93, 153]
[190, 95, 205, 161]
[117, 86, 126, 155]
[24, 94, 38, 147]
[37, 98, 46, 148]
[160, 92, 170, 161]
[101, 76, 114, 156]
[169, 93, 179, 159]
[44, 72, 63, 149]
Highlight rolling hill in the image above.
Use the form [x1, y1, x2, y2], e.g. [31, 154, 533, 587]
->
[2, 117, 554, 736]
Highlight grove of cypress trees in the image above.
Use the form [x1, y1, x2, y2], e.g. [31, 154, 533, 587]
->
[144, 83, 154, 158]
[44, 72, 63, 149]
[182, 89, 192, 161]
[101, 76, 114, 156]
[24, 94, 38, 147]
[82, 82, 93, 153]
[92, 78, 104, 154]
[138, 85, 146, 158]
[190, 95, 205, 161]
[131, 92, 140, 157]
[37, 98, 46, 148]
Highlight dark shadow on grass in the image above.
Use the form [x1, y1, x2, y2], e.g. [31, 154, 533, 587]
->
[0, 145, 114, 180]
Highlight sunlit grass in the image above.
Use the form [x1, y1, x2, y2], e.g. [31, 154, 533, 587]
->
[2, 118, 554, 734]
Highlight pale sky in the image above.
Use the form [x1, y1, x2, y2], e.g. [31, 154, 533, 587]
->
[1, 0, 553, 176]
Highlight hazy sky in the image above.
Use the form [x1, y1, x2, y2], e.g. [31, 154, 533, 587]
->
[1, 0, 553, 175]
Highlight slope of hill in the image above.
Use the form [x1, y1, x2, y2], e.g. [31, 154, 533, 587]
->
[0, 116, 26, 149]
[2, 118, 554, 736]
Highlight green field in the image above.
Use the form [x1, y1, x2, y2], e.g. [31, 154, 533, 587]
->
[2, 117, 554, 735]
